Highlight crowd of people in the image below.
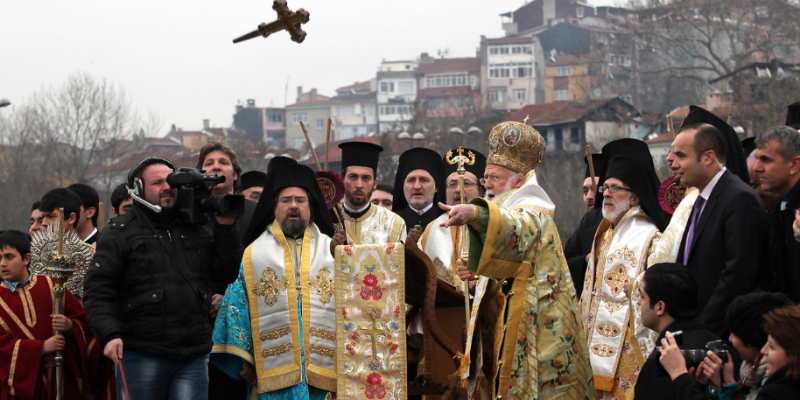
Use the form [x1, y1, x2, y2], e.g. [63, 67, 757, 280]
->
[1, 103, 800, 400]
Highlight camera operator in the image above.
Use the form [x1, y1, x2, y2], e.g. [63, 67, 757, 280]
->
[633, 263, 719, 400]
[83, 157, 244, 400]
[660, 292, 794, 400]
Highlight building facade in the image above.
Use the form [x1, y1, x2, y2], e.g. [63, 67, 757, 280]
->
[416, 53, 481, 119]
[285, 87, 331, 150]
[376, 59, 418, 134]
[330, 80, 378, 141]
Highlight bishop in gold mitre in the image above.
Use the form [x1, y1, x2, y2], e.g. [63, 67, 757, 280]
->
[442, 121, 595, 400]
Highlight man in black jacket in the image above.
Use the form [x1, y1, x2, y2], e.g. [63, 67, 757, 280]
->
[83, 157, 243, 400]
[668, 109, 767, 334]
[753, 126, 800, 302]
[633, 263, 719, 400]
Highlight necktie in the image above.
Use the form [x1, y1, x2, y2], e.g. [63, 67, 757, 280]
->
[683, 196, 706, 265]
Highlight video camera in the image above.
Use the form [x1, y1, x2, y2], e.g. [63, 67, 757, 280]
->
[656, 331, 730, 375]
[166, 168, 245, 224]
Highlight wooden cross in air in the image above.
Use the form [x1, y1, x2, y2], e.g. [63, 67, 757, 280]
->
[357, 307, 389, 369]
[233, 0, 310, 44]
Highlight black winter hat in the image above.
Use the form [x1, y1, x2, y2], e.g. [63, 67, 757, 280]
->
[725, 292, 794, 348]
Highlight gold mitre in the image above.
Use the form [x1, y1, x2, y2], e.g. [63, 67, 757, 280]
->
[486, 120, 546, 174]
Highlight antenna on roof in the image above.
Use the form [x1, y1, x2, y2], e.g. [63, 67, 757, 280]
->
[284, 75, 290, 107]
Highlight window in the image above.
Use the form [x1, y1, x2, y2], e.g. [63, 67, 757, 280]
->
[553, 128, 563, 151]
[570, 127, 580, 143]
[554, 89, 569, 101]
[267, 113, 282, 123]
[755, 5, 768, 17]
[399, 81, 414, 93]
[427, 98, 447, 110]
[512, 67, 533, 78]
[621, 95, 633, 104]
[366, 106, 374, 115]
[337, 106, 355, 119]
[500, 47, 509, 54]
[621, 55, 631, 66]
[488, 89, 507, 102]
[452, 98, 474, 109]
[292, 113, 308, 124]
[489, 47, 498, 55]
[576, 6, 584, 18]
[316, 119, 324, 129]
[425, 74, 469, 88]
[380, 82, 394, 92]
[512, 88, 526, 101]
[556, 66, 571, 76]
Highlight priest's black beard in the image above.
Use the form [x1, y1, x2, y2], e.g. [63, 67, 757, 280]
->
[346, 188, 372, 208]
[280, 214, 309, 238]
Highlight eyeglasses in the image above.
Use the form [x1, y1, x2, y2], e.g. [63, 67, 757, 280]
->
[446, 181, 478, 189]
[278, 196, 308, 205]
[479, 176, 501, 186]
[598, 186, 633, 194]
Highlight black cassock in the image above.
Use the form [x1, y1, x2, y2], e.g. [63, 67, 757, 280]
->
[395, 205, 444, 233]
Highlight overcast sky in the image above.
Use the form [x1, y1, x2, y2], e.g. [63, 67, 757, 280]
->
[2, 0, 622, 134]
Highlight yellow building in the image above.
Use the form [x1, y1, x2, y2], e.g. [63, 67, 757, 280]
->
[544, 55, 604, 103]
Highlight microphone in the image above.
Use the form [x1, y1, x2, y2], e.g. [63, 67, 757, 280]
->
[127, 187, 162, 213]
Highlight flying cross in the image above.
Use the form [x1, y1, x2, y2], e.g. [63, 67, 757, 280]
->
[233, 0, 310, 44]
[356, 307, 389, 369]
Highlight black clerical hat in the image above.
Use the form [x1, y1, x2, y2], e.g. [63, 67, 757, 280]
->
[593, 138, 655, 209]
[605, 155, 667, 231]
[742, 137, 756, 158]
[680, 105, 748, 183]
[584, 153, 602, 179]
[239, 171, 268, 192]
[786, 102, 800, 129]
[339, 142, 384, 173]
[267, 156, 298, 173]
[392, 148, 442, 212]
[243, 163, 334, 247]
[438, 148, 486, 204]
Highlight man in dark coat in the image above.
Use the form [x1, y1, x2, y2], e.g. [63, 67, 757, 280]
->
[392, 148, 444, 232]
[668, 106, 767, 333]
[633, 263, 719, 400]
[753, 125, 800, 302]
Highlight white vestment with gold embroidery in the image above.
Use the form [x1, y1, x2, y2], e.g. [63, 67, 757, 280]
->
[246, 221, 337, 393]
[342, 204, 406, 246]
[420, 213, 462, 286]
[579, 205, 660, 399]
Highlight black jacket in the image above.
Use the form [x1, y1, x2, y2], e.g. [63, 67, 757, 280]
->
[676, 170, 767, 333]
[83, 205, 243, 361]
[765, 179, 800, 303]
[753, 367, 800, 399]
[563, 208, 603, 297]
[634, 318, 719, 400]
[395, 205, 443, 233]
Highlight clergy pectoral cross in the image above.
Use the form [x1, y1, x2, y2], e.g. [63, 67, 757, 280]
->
[233, 0, 310, 44]
[356, 307, 388, 369]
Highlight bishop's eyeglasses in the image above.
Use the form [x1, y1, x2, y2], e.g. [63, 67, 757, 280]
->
[597, 185, 632, 194]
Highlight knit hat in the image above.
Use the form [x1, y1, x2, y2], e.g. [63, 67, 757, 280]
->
[725, 292, 794, 348]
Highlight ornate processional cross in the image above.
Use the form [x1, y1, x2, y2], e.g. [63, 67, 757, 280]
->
[233, 0, 310, 44]
[444, 146, 476, 325]
[357, 307, 389, 369]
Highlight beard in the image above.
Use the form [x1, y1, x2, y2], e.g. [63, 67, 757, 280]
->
[602, 195, 631, 222]
[346, 188, 372, 208]
[486, 178, 517, 203]
[279, 210, 309, 237]
[406, 191, 435, 210]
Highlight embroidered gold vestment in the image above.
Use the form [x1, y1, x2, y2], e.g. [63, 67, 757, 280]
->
[335, 243, 406, 400]
[342, 204, 406, 245]
[242, 221, 337, 393]
[579, 206, 660, 400]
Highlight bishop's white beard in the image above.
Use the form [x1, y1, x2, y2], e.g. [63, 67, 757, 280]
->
[486, 177, 518, 203]
[602, 194, 632, 222]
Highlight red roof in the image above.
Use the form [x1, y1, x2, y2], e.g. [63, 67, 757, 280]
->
[509, 98, 624, 126]
[173, 130, 205, 137]
[336, 80, 371, 92]
[418, 58, 480, 74]
[668, 105, 706, 117]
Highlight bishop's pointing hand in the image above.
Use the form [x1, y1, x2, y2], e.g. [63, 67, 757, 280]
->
[438, 202, 475, 228]
[330, 229, 347, 256]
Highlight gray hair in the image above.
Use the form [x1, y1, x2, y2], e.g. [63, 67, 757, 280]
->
[755, 126, 800, 163]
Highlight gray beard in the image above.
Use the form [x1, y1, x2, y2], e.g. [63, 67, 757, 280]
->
[280, 217, 309, 237]
[602, 196, 632, 222]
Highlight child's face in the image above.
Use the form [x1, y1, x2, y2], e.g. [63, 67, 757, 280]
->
[0, 245, 30, 283]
